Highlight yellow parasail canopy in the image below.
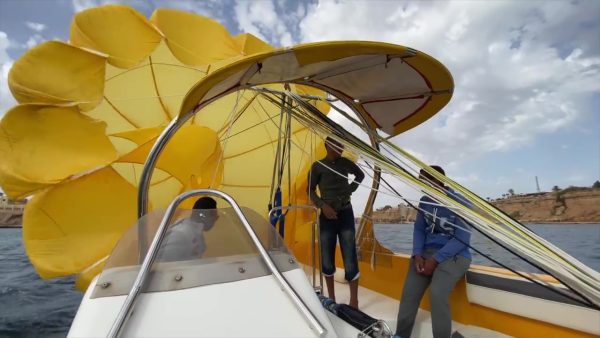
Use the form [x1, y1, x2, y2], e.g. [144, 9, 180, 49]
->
[0, 5, 453, 290]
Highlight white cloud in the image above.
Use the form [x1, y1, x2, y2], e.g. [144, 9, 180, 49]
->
[71, 0, 231, 31]
[453, 173, 480, 185]
[0, 32, 10, 63]
[25, 21, 46, 32]
[298, 1, 600, 171]
[0, 32, 16, 119]
[234, 0, 295, 47]
[23, 34, 45, 49]
[149, 0, 230, 26]
[72, 0, 120, 12]
[71, 0, 157, 14]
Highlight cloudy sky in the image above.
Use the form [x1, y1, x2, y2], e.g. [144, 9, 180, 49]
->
[0, 0, 599, 203]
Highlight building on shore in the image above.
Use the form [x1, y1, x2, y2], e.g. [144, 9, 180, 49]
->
[370, 203, 418, 224]
[0, 192, 25, 227]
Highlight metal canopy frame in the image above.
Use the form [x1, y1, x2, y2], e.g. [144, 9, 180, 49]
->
[137, 84, 382, 249]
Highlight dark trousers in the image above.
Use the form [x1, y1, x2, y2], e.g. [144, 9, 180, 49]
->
[319, 207, 359, 281]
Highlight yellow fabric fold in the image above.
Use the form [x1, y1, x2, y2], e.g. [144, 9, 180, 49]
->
[111, 126, 164, 146]
[8, 41, 106, 111]
[23, 167, 138, 279]
[233, 33, 275, 55]
[0, 105, 116, 199]
[150, 8, 240, 65]
[70, 4, 162, 68]
[117, 125, 220, 187]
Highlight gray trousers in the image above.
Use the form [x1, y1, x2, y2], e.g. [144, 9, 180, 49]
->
[395, 254, 470, 338]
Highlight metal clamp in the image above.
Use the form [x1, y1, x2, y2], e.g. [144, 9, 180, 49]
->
[357, 319, 392, 338]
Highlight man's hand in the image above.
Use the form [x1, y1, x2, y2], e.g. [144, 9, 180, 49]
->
[321, 203, 338, 219]
[421, 257, 438, 276]
[414, 255, 425, 273]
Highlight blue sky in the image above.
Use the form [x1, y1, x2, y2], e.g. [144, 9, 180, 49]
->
[0, 0, 599, 203]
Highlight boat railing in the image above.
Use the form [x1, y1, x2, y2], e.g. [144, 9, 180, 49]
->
[268, 205, 323, 292]
[108, 189, 327, 338]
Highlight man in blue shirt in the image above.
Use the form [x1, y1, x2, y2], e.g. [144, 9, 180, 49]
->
[395, 166, 471, 338]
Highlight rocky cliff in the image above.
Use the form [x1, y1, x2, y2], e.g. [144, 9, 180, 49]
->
[491, 187, 600, 223]
[370, 187, 600, 224]
[371, 204, 418, 223]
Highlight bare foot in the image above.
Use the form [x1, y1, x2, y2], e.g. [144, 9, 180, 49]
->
[349, 300, 358, 309]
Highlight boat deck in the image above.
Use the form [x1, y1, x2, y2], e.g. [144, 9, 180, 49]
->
[320, 270, 510, 338]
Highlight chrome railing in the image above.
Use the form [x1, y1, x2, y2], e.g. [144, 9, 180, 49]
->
[268, 205, 323, 291]
[108, 189, 327, 338]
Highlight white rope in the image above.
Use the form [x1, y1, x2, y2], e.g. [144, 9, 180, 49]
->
[285, 90, 600, 302]
[210, 90, 243, 188]
[215, 88, 600, 304]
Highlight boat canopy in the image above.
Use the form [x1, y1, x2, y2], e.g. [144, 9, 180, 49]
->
[178, 40, 454, 136]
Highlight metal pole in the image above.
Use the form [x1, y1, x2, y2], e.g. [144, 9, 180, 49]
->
[111, 190, 327, 338]
[220, 199, 328, 337]
[312, 219, 316, 289]
[318, 225, 324, 292]
[109, 190, 192, 338]
[284, 83, 382, 250]
[136, 117, 185, 262]
[136, 86, 246, 262]
[267, 205, 320, 290]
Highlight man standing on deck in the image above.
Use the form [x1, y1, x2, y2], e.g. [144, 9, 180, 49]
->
[308, 136, 365, 309]
[394, 166, 471, 338]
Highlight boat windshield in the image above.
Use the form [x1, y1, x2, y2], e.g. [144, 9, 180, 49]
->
[91, 207, 298, 298]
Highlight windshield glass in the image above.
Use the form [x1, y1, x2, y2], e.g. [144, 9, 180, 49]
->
[91, 206, 297, 298]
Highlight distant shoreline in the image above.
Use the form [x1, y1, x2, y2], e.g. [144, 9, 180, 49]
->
[523, 221, 600, 225]
[372, 221, 600, 225]
[5, 220, 600, 230]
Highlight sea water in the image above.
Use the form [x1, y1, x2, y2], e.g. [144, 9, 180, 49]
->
[1, 224, 599, 337]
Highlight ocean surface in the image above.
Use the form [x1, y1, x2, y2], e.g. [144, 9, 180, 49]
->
[1, 224, 599, 337]
[374, 223, 600, 273]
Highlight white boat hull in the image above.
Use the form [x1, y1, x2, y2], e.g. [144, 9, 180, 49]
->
[69, 269, 339, 337]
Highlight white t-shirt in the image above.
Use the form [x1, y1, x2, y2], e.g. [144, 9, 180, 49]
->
[157, 218, 206, 262]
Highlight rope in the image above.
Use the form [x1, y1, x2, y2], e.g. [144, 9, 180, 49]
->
[212, 87, 600, 306]
[286, 89, 599, 304]
[209, 90, 242, 188]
